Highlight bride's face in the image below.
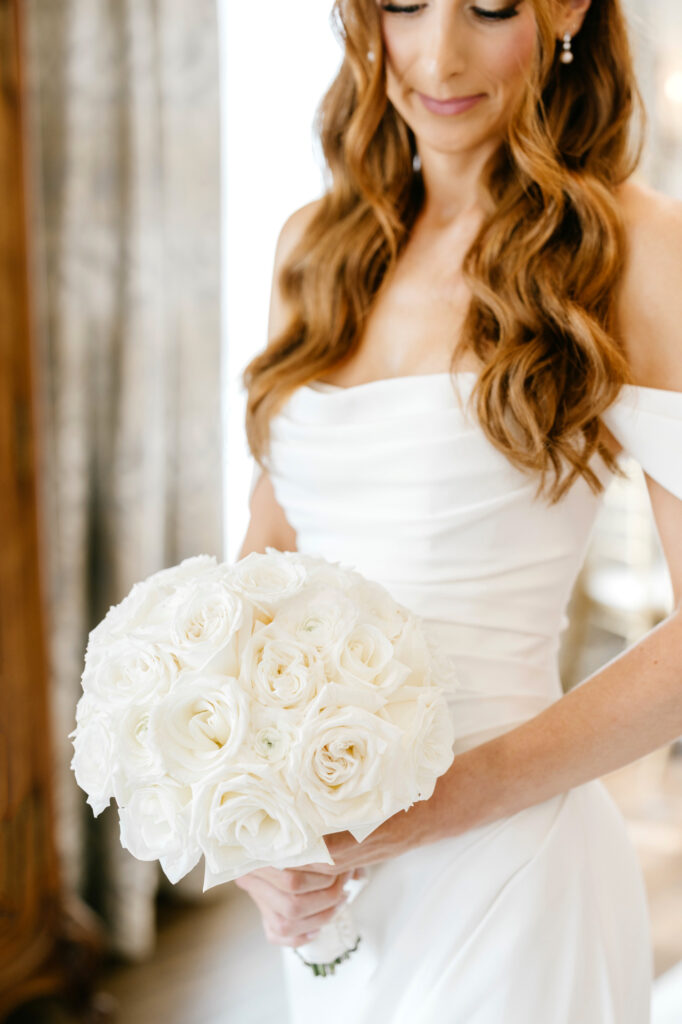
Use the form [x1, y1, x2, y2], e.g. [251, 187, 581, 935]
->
[376, 0, 539, 154]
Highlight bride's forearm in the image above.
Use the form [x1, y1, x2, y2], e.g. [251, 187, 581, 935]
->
[435, 606, 682, 838]
[305, 609, 682, 874]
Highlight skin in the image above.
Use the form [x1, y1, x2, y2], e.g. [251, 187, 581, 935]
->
[379, 0, 540, 226]
[236, 0, 682, 949]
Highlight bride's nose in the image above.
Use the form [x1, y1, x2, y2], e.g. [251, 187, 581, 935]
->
[423, 7, 468, 85]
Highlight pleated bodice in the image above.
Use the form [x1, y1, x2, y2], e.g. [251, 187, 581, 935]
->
[261, 372, 680, 753]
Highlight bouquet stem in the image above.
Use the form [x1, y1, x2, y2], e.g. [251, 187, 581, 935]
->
[293, 874, 367, 977]
[293, 933, 362, 977]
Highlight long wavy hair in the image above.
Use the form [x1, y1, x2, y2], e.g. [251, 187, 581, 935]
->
[243, 0, 647, 503]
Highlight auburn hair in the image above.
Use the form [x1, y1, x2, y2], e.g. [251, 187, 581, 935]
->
[243, 0, 646, 503]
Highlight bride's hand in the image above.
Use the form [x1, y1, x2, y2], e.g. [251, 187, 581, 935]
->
[234, 866, 356, 948]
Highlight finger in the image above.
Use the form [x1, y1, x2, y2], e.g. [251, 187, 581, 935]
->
[244, 871, 350, 923]
[266, 926, 321, 949]
[256, 866, 347, 895]
[299, 859, 339, 875]
[264, 902, 341, 947]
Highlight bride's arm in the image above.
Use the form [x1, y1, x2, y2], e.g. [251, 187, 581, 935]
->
[237, 469, 297, 559]
[236, 197, 325, 561]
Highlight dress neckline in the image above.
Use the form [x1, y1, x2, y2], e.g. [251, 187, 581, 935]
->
[304, 372, 681, 399]
[305, 370, 478, 394]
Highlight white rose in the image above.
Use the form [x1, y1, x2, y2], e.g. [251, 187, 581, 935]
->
[112, 703, 167, 804]
[192, 769, 326, 885]
[69, 709, 117, 816]
[228, 548, 308, 613]
[391, 617, 434, 683]
[87, 555, 219, 651]
[277, 551, 359, 591]
[118, 777, 201, 883]
[81, 637, 181, 707]
[332, 622, 410, 696]
[348, 579, 413, 643]
[149, 674, 250, 783]
[379, 688, 455, 800]
[162, 578, 248, 674]
[73, 691, 100, 726]
[146, 554, 219, 592]
[287, 699, 407, 830]
[239, 627, 325, 710]
[86, 583, 158, 654]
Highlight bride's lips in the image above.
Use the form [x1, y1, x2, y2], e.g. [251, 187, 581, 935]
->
[418, 92, 485, 115]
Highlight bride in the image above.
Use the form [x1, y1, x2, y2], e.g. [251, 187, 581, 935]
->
[234, 0, 681, 1020]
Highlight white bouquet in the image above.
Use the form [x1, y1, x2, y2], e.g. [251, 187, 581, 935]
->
[70, 549, 456, 975]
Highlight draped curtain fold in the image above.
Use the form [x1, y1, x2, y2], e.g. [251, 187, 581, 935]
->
[23, 0, 223, 959]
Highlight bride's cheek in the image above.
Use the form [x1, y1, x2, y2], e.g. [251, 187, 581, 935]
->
[493, 18, 537, 79]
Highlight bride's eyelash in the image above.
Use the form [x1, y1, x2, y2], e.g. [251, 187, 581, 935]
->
[472, 4, 520, 20]
[380, 3, 521, 20]
[380, 3, 426, 11]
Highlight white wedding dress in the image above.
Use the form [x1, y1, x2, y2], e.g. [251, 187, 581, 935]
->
[253, 370, 682, 1023]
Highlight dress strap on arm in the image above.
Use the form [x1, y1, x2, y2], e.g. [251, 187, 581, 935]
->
[601, 385, 682, 500]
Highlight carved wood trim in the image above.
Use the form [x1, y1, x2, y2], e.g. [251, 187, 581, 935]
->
[0, 1, 108, 1018]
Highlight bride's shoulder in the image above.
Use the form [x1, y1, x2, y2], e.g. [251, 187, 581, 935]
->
[266, 198, 327, 345]
[612, 177, 682, 392]
[274, 197, 326, 262]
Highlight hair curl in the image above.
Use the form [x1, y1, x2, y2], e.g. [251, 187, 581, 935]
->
[244, 0, 647, 503]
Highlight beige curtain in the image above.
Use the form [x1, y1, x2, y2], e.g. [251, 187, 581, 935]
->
[23, 0, 223, 959]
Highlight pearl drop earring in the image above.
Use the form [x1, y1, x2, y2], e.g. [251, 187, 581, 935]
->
[559, 31, 574, 64]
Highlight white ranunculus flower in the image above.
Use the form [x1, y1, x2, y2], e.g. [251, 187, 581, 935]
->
[193, 769, 329, 886]
[250, 719, 298, 768]
[163, 579, 248, 674]
[81, 637, 181, 707]
[271, 585, 360, 664]
[69, 711, 117, 815]
[287, 700, 408, 829]
[228, 548, 308, 613]
[118, 778, 201, 883]
[239, 628, 326, 711]
[149, 675, 250, 783]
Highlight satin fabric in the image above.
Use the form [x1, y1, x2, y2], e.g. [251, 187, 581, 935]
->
[253, 372, 679, 1022]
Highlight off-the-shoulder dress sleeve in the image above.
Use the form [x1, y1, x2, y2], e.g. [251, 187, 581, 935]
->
[601, 384, 682, 500]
